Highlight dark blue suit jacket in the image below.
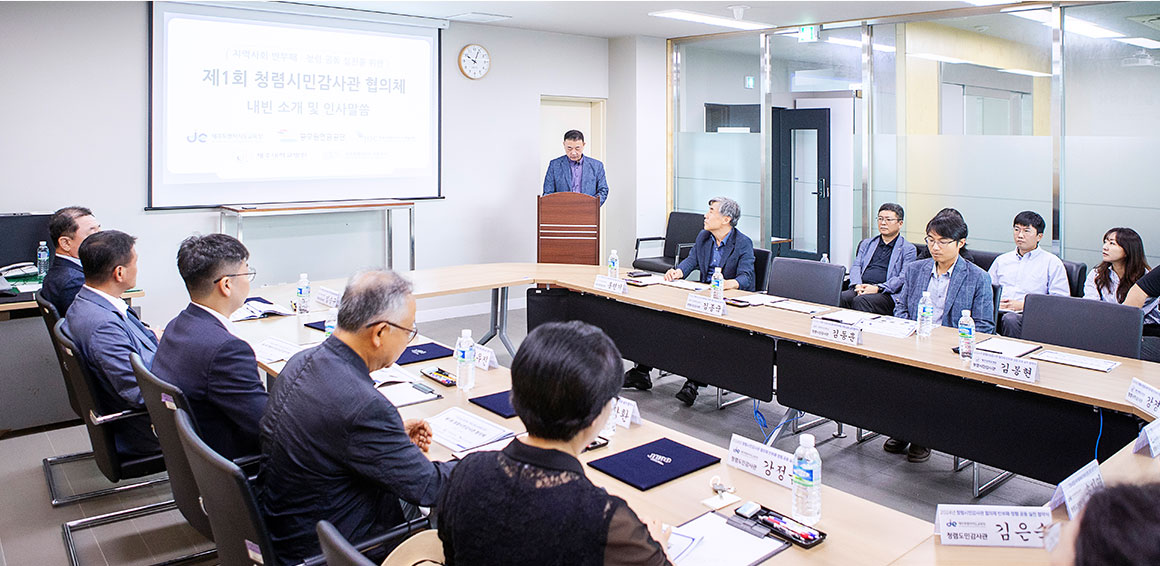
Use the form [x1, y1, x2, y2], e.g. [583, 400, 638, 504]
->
[40, 256, 85, 316]
[675, 228, 756, 292]
[894, 257, 995, 334]
[63, 286, 160, 457]
[153, 303, 267, 461]
[542, 155, 608, 205]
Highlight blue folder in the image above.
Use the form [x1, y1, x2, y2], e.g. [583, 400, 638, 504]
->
[587, 438, 720, 491]
[396, 342, 454, 365]
[469, 390, 517, 419]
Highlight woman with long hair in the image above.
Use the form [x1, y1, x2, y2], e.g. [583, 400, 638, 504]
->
[1083, 227, 1160, 328]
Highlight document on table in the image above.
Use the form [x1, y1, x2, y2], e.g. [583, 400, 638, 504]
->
[370, 364, 415, 385]
[732, 293, 786, 307]
[375, 382, 441, 409]
[819, 310, 880, 325]
[252, 337, 306, 364]
[451, 433, 527, 460]
[230, 297, 294, 321]
[858, 316, 917, 338]
[626, 274, 664, 286]
[770, 300, 830, 315]
[672, 512, 790, 565]
[976, 337, 1041, 358]
[663, 279, 709, 292]
[427, 406, 515, 452]
[15, 283, 40, 293]
[1029, 349, 1121, 372]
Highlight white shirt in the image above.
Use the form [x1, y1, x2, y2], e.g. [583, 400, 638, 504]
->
[84, 285, 128, 317]
[58, 254, 82, 266]
[193, 301, 240, 336]
[1083, 268, 1160, 326]
[987, 247, 1070, 302]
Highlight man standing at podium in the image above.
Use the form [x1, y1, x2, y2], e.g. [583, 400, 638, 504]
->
[542, 130, 608, 205]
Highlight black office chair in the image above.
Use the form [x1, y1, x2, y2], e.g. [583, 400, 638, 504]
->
[970, 250, 1000, 273]
[1061, 260, 1088, 298]
[35, 294, 81, 418]
[317, 521, 377, 566]
[632, 211, 703, 272]
[1023, 294, 1143, 359]
[766, 257, 845, 305]
[753, 248, 772, 294]
[53, 320, 181, 565]
[991, 284, 1004, 336]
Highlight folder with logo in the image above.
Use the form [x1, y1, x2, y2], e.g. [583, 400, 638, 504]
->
[588, 438, 720, 491]
[469, 390, 517, 419]
[396, 342, 454, 365]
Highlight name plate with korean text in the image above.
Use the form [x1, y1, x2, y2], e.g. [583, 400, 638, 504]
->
[685, 293, 726, 317]
[1126, 377, 1160, 418]
[1134, 418, 1160, 458]
[970, 350, 1039, 383]
[593, 275, 628, 295]
[315, 286, 341, 308]
[473, 344, 499, 370]
[1048, 459, 1104, 519]
[612, 397, 642, 429]
[726, 433, 793, 489]
[809, 318, 862, 346]
[935, 504, 1052, 548]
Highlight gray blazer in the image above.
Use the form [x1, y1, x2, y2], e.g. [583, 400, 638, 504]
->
[849, 235, 917, 294]
[894, 257, 995, 334]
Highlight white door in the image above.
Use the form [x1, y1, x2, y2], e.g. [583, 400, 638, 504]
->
[539, 97, 607, 255]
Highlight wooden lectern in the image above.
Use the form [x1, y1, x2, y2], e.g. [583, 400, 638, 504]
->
[537, 193, 600, 265]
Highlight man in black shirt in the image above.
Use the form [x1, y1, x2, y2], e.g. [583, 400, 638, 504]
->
[1127, 268, 1160, 362]
[840, 203, 917, 314]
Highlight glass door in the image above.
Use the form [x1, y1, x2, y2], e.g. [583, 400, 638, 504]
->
[771, 108, 831, 260]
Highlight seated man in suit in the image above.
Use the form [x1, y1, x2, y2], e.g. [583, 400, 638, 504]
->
[623, 197, 756, 406]
[542, 129, 609, 205]
[259, 270, 455, 565]
[152, 234, 267, 461]
[892, 212, 994, 463]
[39, 206, 101, 316]
[63, 230, 161, 457]
[987, 211, 1070, 338]
[840, 203, 916, 315]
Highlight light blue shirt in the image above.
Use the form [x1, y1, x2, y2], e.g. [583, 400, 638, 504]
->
[988, 247, 1070, 303]
[926, 262, 955, 324]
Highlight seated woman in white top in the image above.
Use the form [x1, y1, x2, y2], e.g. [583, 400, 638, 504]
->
[1082, 227, 1160, 328]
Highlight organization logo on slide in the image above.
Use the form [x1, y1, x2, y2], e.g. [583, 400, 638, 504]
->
[186, 131, 208, 143]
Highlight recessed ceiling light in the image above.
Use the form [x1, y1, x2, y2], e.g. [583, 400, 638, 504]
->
[1118, 37, 1160, 49]
[998, 68, 1052, 77]
[446, 12, 511, 23]
[649, 9, 772, 31]
[824, 37, 896, 53]
[1008, 10, 1125, 39]
[908, 52, 969, 64]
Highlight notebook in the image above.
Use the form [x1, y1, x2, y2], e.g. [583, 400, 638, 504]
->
[588, 438, 720, 491]
[469, 390, 517, 418]
[396, 342, 454, 365]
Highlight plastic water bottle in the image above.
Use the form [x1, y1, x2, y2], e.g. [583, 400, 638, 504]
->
[820, 253, 830, 263]
[958, 309, 976, 362]
[296, 273, 311, 315]
[324, 308, 338, 337]
[710, 267, 724, 300]
[455, 329, 476, 392]
[36, 241, 50, 277]
[918, 291, 935, 338]
[792, 433, 822, 526]
[607, 249, 619, 279]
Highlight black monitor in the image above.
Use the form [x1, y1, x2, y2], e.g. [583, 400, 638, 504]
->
[0, 213, 54, 269]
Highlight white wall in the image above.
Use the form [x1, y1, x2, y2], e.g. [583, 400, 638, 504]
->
[0, 3, 613, 324]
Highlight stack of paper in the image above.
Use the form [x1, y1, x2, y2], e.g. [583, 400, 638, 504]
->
[1029, 350, 1121, 372]
[662, 279, 709, 292]
[976, 337, 1041, 358]
[252, 337, 307, 365]
[819, 310, 880, 325]
[731, 294, 785, 307]
[858, 317, 918, 338]
[770, 300, 829, 315]
[671, 512, 789, 565]
[427, 407, 515, 452]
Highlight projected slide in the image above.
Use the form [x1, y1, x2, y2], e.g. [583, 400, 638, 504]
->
[151, 4, 440, 207]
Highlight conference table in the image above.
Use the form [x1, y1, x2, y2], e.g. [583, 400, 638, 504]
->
[232, 262, 1160, 564]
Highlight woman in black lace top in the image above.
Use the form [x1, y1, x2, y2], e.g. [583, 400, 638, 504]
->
[436, 321, 672, 566]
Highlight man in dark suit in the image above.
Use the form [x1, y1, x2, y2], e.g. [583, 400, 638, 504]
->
[39, 206, 101, 316]
[63, 230, 161, 457]
[153, 234, 267, 461]
[542, 130, 609, 205]
[623, 197, 756, 406]
[841, 203, 916, 315]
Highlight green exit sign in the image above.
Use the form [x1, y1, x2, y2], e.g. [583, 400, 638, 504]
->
[798, 25, 820, 43]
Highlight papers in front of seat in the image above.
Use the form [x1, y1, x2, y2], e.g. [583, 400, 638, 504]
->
[1028, 349, 1120, 372]
[451, 433, 527, 460]
[858, 317, 918, 338]
[976, 337, 1041, 358]
[376, 382, 442, 409]
[732, 293, 786, 307]
[370, 364, 414, 385]
[819, 310, 880, 325]
[663, 279, 709, 292]
[252, 337, 306, 364]
[769, 300, 829, 315]
[626, 274, 665, 286]
[672, 512, 790, 565]
[15, 283, 40, 293]
[231, 297, 294, 321]
[427, 406, 515, 452]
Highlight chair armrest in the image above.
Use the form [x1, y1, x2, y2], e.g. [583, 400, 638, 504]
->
[676, 243, 695, 268]
[299, 517, 432, 566]
[88, 408, 150, 426]
[634, 236, 665, 260]
[233, 453, 264, 481]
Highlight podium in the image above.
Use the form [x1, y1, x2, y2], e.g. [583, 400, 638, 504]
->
[537, 193, 599, 265]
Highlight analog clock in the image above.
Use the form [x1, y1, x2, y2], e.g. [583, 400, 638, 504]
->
[458, 44, 490, 79]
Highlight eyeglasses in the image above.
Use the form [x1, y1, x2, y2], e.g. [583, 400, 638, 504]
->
[924, 237, 960, 248]
[213, 271, 257, 283]
[1013, 226, 1038, 235]
[365, 319, 419, 342]
[876, 216, 900, 223]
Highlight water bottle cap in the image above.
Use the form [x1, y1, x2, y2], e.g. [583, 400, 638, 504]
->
[611, 249, 617, 254]
[39, 241, 46, 245]
[799, 433, 815, 448]
[461, 329, 471, 337]
[299, 273, 308, 279]
[922, 291, 931, 297]
[962, 309, 970, 316]
[714, 267, 722, 273]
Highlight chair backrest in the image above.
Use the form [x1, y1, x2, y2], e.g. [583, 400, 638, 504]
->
[971, 250, 1001, 272]
[317, 521, 376, 566]
[1022, 294, 1143, 359]
[663, 212, 704, 260]
[766, 257, 846, 306]
[133, 354, 213, 540]
[753, 248, 773, 293]
[176, 407, 277, 566]
[992, 284, 1003, 334]
[36, 294, 82, 418]
[53, 319, 127, 482]
[1062, 260, 1088, 298]
[383, 530, 444, 566]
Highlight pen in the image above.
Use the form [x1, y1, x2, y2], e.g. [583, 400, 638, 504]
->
[761, 515, 816, 540]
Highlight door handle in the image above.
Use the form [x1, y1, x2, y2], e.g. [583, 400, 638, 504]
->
[817, 178, 829, 199]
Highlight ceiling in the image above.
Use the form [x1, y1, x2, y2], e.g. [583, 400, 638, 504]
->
[300, 1, 972, 39]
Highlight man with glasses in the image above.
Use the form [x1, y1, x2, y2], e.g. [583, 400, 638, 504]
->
[259, 270, 454, 565]
[987, 211, 1070, 338]
[841, 203, 916, 314]
[153, 234, 266, 460]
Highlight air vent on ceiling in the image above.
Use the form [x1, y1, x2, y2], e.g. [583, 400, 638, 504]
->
[1128, 14, 1160, 32]
[446, 12, 511, 23]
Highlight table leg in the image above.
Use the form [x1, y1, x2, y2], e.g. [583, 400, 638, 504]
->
[478, 289, 500, 345]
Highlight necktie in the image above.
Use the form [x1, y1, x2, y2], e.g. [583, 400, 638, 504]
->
[125, 307, 159, 347]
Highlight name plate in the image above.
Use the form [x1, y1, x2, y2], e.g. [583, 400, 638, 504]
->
[685, 293, 726, 317]
[1134, 418, 1160, 458]
[935, 504, 1052, 548]
[809, 318, 862, 346]
[612, 397, 642, 429]
[315, 286, 341, 308]
[473, 344, 499, 370]
[593, 275, 628, 295]
[970, 350, 1039, 383]
[1126, 377, 1160, 418]
[726, 433, 793, 489]
[1048, 459, 1104, 519]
